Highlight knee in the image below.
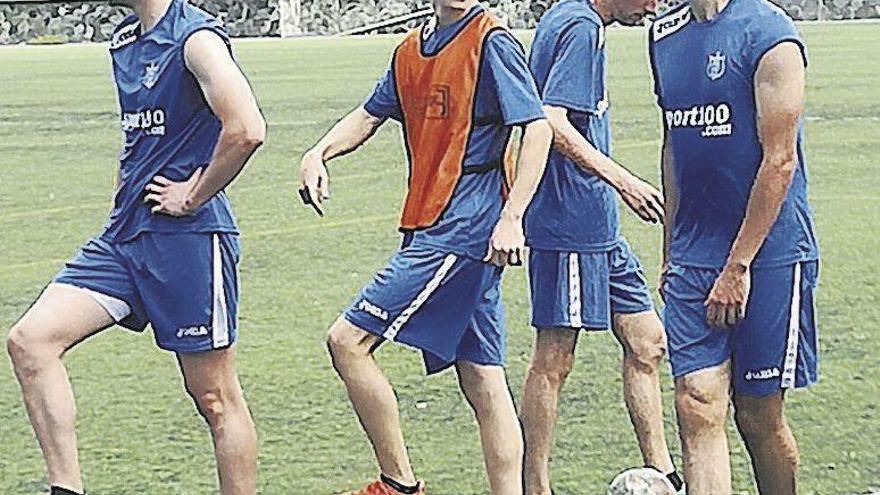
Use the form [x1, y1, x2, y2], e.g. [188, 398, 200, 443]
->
[528, 340, 575, 386]
[7, 323, 56, 377]
[676, 383, 728, 435]
[733, 399, 787, 440]
[326, 319, 372, 368]
[188, 385, 232, 430]
[623, 333, 666, 373]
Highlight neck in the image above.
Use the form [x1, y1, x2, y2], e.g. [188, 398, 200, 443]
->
[435, 1, 476, 27]
[590, 0, 613, 25]
[134, 0, 173, 31]
[690, 0, 731, 21]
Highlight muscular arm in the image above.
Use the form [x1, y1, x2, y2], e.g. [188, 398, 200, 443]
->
[183, 30, 266, 210]
[545, 104, 664, 223]
[726, 42, 805, 268]
[299, 107, 385, 213]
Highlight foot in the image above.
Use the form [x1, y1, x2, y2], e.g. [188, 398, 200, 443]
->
[337, 479, 426, 495]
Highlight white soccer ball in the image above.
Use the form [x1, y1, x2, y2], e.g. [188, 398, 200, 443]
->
[607, 467, 677, 495]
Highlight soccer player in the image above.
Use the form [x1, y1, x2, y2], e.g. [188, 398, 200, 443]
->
[298, 1, 552, 494]
[649, 0, 820, 492]
[521, 0, 682, 493]
[5, 0, 265, 494]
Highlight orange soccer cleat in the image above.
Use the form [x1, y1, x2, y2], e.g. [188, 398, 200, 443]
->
[337, 478, 426, 495]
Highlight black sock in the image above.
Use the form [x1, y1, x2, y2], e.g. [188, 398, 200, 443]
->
[50, 487, 84, 495]
[666, 470, 684, 491]
[379, 473, 419, 494]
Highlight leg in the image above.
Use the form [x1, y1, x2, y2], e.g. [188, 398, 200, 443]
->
[733, 392, 797, 495]
[456, 361, 523, 495]
[326, 317, 416, 485]
[611, 311, 675, 473]
[520, 327, 578, 495]
[675, 362, 732, 495]
[7, 284, 115, 493]
[178, 346, 257, 495]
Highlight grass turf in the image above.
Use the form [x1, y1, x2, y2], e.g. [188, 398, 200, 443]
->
[1, 22, 879, 495]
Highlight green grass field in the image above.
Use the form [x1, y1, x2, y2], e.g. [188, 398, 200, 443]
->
[1, 23, 879, 495]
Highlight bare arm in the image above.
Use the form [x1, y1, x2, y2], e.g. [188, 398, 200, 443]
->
[544, 104, 664, 223]
[726, 42, 805, 268]
[661, 129, 677, 269]
[485, 118, 553, 266]
[145, 30, 265, 216]
[705, 41, 805, 328]
[298, 107, 385, 215]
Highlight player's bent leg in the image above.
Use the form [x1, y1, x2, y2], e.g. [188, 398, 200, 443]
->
[177, 346, 257, 495]
[611, 311, 674, 474]
[733, 392, 797, 495]
[674, 362, 732, 495]
[521, 327, 578, 495]
[456, 360, 523, 495]
[7, 284, 116, 494]
[327, 317, 417, 487]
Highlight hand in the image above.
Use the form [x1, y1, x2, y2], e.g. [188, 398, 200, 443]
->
[618, 175, 664, 224]
[705, 261, 751, 328]
[299, 150, 330, 216]
[144, 168, 202, 217]
[484, 211, 525, 268]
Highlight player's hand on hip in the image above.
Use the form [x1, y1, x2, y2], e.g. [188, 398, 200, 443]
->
[485, 212, 525, 268]
[144, 168, 202, 217]
[299, 150, 329, 216]
[619, 176, 664, 224]
[705, 261, 751, 329]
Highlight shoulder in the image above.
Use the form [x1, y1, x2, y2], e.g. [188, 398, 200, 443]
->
[650, 3, 691, 44]
[745, 0, 799, 35]
[109, 14, 139, 50]
[484, 28, 526, 57]
[176, 1, 227, 41]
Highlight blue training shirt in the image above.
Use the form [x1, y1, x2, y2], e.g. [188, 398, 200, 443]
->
[364, 5, 545, 259]
[103, 0, 238, 242]
[649, 0, 819, 269]
[524, 0, 618, 252]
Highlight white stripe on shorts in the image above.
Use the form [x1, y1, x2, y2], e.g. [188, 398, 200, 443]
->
[53, 283, 132, 323]
[212, 234, 230, 349]
[567, 253, 583, 328]
[781, 263, 802, 388]
[382, 253, 458, 342]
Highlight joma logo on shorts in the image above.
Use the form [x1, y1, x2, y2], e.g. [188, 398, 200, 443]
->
[357, 299, 389, 321]
[744, 367, 781, 381]
[177, 325, 210, 339]
[664, 102, 733, 138]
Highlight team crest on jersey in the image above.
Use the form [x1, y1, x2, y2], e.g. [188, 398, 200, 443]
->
[143, 61, 160, 89]
[706, 51, 726, 81]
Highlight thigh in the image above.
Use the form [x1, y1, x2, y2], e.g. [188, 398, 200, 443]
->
[607, 238, 655, 316]
[528, 249, 610, 330]
[445, 267, 508, 374]
[12, 284, 116, 353]
[126, 233, 241, 354]
[732, 261, 819, 397]
[663, 263, 732, 379]
[177, 346, 241, 396]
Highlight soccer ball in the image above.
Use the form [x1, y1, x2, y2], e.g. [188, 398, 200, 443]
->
[607, 467, 677, 495]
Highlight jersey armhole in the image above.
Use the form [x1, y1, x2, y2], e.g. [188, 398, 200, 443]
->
[752, 37, 808, 77]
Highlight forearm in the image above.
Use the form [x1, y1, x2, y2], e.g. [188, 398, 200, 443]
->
[502, 119, 553, 219]
[187, 123, 264, 208]
[551, 115, 632, 190]
[308, 107, 383, 162]
[727, 155, 797, 266]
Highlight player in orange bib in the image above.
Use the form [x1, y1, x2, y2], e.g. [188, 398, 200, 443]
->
[298, 1, 552, 494]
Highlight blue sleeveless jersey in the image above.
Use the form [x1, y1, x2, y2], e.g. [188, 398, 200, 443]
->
[103, 0, 238, 242]
[525, 0, 618, 252]
[649, 0, 819, 268]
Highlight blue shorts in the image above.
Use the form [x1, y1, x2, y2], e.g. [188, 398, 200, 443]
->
[53, 233, 240, 354]
[528, 238, 655, 330]
[663, 261, 819, 397]
[343, 246, 505, 375]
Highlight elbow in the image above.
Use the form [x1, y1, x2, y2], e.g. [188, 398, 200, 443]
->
[230, 117, 266, 150]
[527, 118, 554, 147]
